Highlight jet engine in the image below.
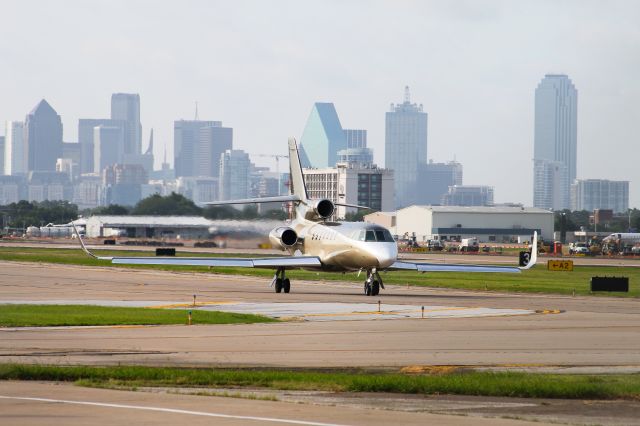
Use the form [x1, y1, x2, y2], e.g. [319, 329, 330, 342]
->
[304, 199, 335, 221]
[269, 226, 298, 250]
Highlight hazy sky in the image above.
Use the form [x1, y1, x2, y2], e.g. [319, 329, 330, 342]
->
[1, 0, 638, 206]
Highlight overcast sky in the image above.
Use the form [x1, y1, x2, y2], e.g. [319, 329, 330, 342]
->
[1, 0, 638, 206]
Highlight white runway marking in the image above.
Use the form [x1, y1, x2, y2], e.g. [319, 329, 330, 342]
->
[0, 300, 536, 321]
[0, 395, 350, 426]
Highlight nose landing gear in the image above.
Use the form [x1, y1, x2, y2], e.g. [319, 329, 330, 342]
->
[272, 267, 291, 294]
[363, 268, 384, 296]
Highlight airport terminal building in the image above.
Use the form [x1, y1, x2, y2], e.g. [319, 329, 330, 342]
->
[366, 206, 554, 243]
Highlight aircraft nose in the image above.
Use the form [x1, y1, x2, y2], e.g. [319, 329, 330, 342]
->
[375, 243, 397, 269]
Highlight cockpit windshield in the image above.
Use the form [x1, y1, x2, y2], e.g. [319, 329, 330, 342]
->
[350, 227, 394, 242]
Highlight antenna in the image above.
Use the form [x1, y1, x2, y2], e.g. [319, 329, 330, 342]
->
[194, 101, 199, 120]
[404, 85, 410, 103]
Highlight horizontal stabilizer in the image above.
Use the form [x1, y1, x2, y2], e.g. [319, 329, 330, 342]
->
[334, 202, 372, 210]
[204, 195, 301, 206]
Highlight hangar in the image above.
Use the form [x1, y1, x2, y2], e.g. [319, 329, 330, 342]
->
[85, 215, 213, 239]
[367, 206, 554, 243]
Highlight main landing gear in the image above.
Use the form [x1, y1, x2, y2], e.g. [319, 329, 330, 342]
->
[363, 268, 384, 296]
[272, 267, 291, 294]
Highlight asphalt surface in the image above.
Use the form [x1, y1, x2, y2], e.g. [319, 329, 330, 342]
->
[1, 260, 640, 424]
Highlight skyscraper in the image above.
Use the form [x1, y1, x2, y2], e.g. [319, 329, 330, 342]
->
[4, 121, 26, 175]
[299, 103, 347, 168]
[197, 125, 233, 177]
[533, 74, 577, 210]
[24, 99, 63, 172]
[385, 86, 428, 208]
[93, 125, 125, 173]
[111, 93, 142, 155]
[219, 149, 251, 201]
[174, 120, 221, 177]
[418, 160, 463, 205]
[337, 129, 374, 167]
[570, 179, 629, 213]
[78, 118, 126, 174]
[0, 136, 4, 175]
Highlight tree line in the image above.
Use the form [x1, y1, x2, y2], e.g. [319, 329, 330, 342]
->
[0, 193, 287, 229]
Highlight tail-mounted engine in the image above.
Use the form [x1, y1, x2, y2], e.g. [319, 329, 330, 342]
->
[304, 199, 335, 221]
[269, 226, 299, 250]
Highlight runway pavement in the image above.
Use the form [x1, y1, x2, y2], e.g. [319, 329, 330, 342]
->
[2, 260, 640, 425]
[1, 260, 639, 370]
[1, 381, 551, 426]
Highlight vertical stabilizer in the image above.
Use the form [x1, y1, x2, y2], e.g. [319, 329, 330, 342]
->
[288, 138, 308, 203]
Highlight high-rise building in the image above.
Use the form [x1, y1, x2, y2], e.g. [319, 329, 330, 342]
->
[0, 136, 4, 175]
[94, 125, 125, 173]
[4, 121, 26, 176]
[303, 163, 394, 219]
[219, 149, 251, 201]
[174, 120, 221, 177]
[78, 119, 126, 174]
[25, 99, 63, 172]
[533, 159, 569, 210]
[299, 103, 347, 168]
[533, 74, 577, 210]
[111, 93, 142, 155]
[338, 129, 374, 167]
[442, 185, 494, 207]
[385, 86, 428, 208]
[123, 128, 155, 174]
[417, 160, 463, 205]
[103, 163, 147, 206]
[26, 171, 71, 202]
[197, 125, 233, 177]
[570, 179, 629, 213]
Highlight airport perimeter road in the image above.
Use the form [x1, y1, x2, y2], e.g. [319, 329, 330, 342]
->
[0, 381, 547, 426]
[1, 261, 640, 370]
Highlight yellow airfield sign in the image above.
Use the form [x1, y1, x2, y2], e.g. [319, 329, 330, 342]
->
[547, 260, 574, 271]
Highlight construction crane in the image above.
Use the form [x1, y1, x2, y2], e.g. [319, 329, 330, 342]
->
[251, 153, 289, 195]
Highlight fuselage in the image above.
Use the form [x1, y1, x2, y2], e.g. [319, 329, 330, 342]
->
[285, 218, 398, 272]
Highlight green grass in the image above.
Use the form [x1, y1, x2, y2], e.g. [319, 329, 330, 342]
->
[1, 364, 639, 399]
[0, 304, 276, 327]
[0, 246, 638, 297]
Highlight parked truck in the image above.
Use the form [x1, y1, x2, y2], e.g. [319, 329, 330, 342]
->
[459, 238, 479, 252]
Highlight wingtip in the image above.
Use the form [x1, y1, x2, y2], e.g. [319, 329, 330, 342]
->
[520, 231, 538, 270]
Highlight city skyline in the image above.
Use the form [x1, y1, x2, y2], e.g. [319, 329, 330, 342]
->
[0, 1, 638, 206]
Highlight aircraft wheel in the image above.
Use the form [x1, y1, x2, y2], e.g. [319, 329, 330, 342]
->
[364, 282, 372, 296]
[275, 278, 283, 293]
[283, 278, 291, 294]
[371, 280, 380, 296]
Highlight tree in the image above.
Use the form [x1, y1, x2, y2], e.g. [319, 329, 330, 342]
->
[203, 205, 239, 219]
[131, 193, 202, 216]
[86, 204, 130, 216]
[1, 200, 78, 228]
[344, 209, 370, 222]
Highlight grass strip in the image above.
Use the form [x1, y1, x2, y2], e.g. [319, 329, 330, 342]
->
[0, 246, 638, 297]
[0, 364, 639, 400]
[0, 305, 276, 327]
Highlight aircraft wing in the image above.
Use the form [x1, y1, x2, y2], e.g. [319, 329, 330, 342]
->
[109, 255, 321, 269]
[388, 232, 538, 273]
[387, 261, 522, 273]
[72, 222, 320, 269]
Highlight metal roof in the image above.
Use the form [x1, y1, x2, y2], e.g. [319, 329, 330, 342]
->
[403, 206, 552, 214]
[87, 216, 214, 228]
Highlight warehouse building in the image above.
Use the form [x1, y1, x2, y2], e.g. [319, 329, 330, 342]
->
[85, 215, 214, 239]
[366, 205, 553, 243]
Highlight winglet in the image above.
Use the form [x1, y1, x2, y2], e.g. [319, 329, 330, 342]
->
[520, 231, 538, 270]
[71, 221, 112, 261]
